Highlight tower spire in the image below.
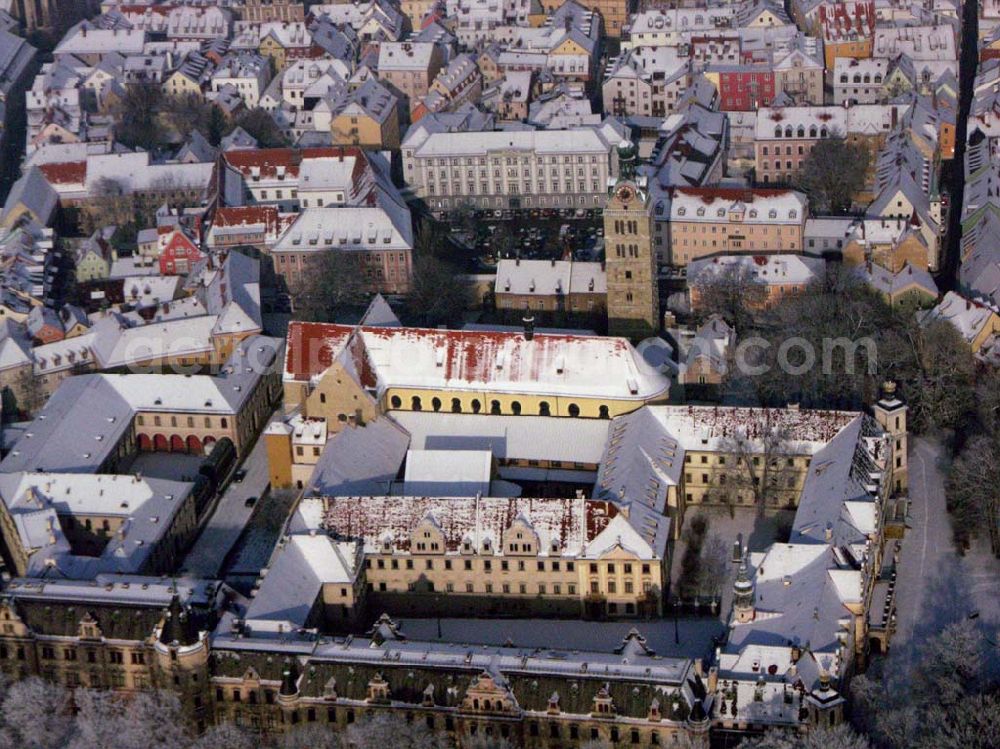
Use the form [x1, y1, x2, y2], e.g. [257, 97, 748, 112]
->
[733, 551, 755, 624]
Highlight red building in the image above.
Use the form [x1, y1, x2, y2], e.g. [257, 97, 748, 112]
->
[716, 65, 776, 111]
[158, 228, 205, 275]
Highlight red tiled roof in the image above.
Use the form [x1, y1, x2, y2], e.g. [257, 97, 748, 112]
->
[214, 205, 280, 232]
[284, 321, 637, 387]
[38, 161, 87, 185]
[223, 146, 369, 185]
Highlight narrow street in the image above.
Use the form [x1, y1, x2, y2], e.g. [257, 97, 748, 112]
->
[180, 426, 274, 578]
[940, 0, 979, 289]
[887, 438, 1000, 672]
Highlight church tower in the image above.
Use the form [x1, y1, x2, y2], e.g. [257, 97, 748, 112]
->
[604, 140, 659, 339]
[872, 380, 908, 495]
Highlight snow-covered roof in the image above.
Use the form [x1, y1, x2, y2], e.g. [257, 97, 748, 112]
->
[495, 259, 606, 297]
[390, 412, 611, 466]
[670, 187, 806, 224]
[245, 534, 361, 628]
[688, 254, 825, 287]
[284, 322, 671, 402]
[918, 290, 999, 344]
[1, 335, 282, 474]
[0, 471, 193, 578]
[403, 449, 493, 497]
[318, 493, 632, 558]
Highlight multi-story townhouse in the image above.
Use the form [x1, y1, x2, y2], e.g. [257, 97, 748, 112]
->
[754, 106, 847, 184]
[818, 0, 877, 68]
[413, 54, 482, 121]
[279, 58, 350, 110]
[602, 46, 690, 118]
[772, 46, 825, 105]
[310, 0, 406, 43]
[210, 52, 272, 108]
[235, 0, 306, 24]
[52, 21, 145, 65]
[668, 187, 808, 266]
[542, 0, 630, 38]
[446, 0, 532, 46]
[164, 6, 232, 42]
[622, 8, 738, 50]
[834, 57, 890, 104]
[401, 120, 625, 213]
[376, 41, 445, 104]
[320, 77, 402, 149]
[258, 21, 315, 71]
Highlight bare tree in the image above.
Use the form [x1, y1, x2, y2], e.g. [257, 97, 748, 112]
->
[718, 420, 795, 518]
[291, 251, 370, 322]
[280, 724, 343, 749]
[192, 724, 258, 749]
[77, 177, 135, 235]
[738, 724, 872, 749]
[70, 688, 190, 749]
[12, 367, 46, 416]
[793, 135, 872, 214]
[697, 533, 730, 602]
[915, 692, 1000, 749]
[0, 677, 75, 749]
[345, 713, 450, 749]
[946, 434, 1000, 549]
[406, 254, 472, 327]
[692, 262, 768, 334]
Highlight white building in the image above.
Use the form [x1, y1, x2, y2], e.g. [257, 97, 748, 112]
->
[401, 119, 627, 212]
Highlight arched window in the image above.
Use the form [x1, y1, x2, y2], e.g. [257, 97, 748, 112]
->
[599, 405, 610, 419]
[471, 399, 481, 414]
[432, 397, 442, 412]
[490, 400, 501, 415]
[411, 396, 422, 411]
[774, 126, 782, 137]
[809, 126, 817, 137]
[568, 403, 580, 417]
[539, 402, 551, 416]
[451, 398, 462, 413]
[511, 401, 522, 415]
[796, 126, 804, 138]
[390, 395, 402, 409]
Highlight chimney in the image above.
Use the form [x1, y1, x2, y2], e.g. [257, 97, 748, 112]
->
[522, 314, 535, 341]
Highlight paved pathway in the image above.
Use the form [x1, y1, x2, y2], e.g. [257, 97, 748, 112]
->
[180, 430, 273, 578]
[889, 437, 1000, 670]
